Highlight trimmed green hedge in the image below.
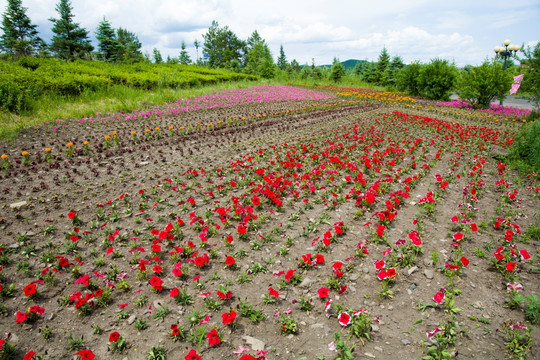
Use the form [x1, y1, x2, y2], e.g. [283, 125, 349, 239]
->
[0, 58, 258, 113]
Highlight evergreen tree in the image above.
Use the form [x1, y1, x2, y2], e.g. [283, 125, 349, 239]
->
[245, 39, 275, 78]
[49, 0, 92, 60]
[202, 20, 245, 69]
[330, 57, 346, 83]
[193, 39, 200, 62]
[353, 61, 366, 76]
[277, 44, 287, 70]
[385, 55, 405, 87]
[375, 47, 390, 84]
[246, 30, 262, 50]
[95, 17, 117, 61]
[0, 0, 44, 58]
[289, 59, 301, 72]
[152, 48, 162, 63]
[178, 40, 191, 64]
[116, 27, 142, 63]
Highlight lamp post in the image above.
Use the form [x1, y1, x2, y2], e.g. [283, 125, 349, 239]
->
[494, 39, 520, 105]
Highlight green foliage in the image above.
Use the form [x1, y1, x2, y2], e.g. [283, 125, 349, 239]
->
[509, 120, 540, 173]
[396, 62, 423, 96]
[524, 294, 540, 325]
[95, 17, 118, 61]
[202, 20, 245, 69]
[0, 58, 258, 114]
[375, 47, 390, 84]
[0, 0, 45, 58]
[457, 60, 513, 108]
[418, 58, 457, 100]
[330, 57, 346, 83]
[48, 0, 93, 60]
[277, 44, 287, 70]
[519, 41, 540, 110]
[244, 39, 275, 78]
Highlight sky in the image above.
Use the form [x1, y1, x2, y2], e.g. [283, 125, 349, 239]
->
[1, 0, 539, 67]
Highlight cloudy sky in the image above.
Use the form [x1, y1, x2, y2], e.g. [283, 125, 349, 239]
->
[2, 0, 539, 66]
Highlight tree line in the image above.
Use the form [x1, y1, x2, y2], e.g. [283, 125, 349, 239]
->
[1, 0, 538, 110]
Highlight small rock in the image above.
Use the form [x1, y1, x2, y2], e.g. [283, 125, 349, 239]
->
[407, 266, 418, 275]
[243, 336, 265, 351]
[298, 277, 314, 288]
[470, 282, 476, 288]
[10, 201, 27, 209]
[127, 315, 136, 325]
[423, 258, 433, 267]
[363, 268, 370, 274]
[401, 339, 411, 345]
[350, 273, 360, 281]
[310, 323, 324, 329]
[364, 353, 376, 358]
[424, 269, 434, 279]
[374, 346, 383, 352]
[371, 324, 380, 332]
[409, 284, 417, 290]
[388, 306, 393, 311]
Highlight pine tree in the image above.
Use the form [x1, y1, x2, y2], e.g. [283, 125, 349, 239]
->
[330, 57, 346, 83]
[116, 28, 142, 63]
[178, 41, 191, 65]
[95, 17, 118, 61]
[49, 0, 92, 60]
[375, 47, 390, 84]
[153, 48, 162, 63]
[277, 44, 287, 70]
[0, 0, 44, 58]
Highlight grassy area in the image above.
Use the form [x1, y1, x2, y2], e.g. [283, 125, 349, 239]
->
[0, 79, 260, 141]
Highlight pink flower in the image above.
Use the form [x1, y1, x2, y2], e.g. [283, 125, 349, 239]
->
[426, 327, 442, 338]
[324, 299, 332, 312]
[507, 282, 523, 292]
[338, 312, 351, 326]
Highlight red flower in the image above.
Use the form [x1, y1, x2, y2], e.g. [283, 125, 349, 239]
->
[433, 291, 445, 304]
[374, 260, 385, 270]
[170, 324, 180, 336]
[470, 223, 478, 232]
[237, 224, 247, 234]
[149, 276, 163, 291]
[184, 349, 201, 360]
[239, 355, 257, 360]
[285, 269, 295, 282]
[151, 244, 161, 253]
[377, 269, 388, 281]
[23, 283, 37, 297]
[225, 256, 235, 267]
[506, 262, 517, 272]
[170, 288, 179, 298]
[109, 331, 120, 342]
[68, 212, 76, 219]
[314, 254, 325, 264]
[268, 287, 279, 298]
[318, 287, 330, 299]
[460, 256, 469, 267]
[222, 310, 237, 325]
[74, 349, 95, 360]
[453, 232, 464, 241]
[387, 268, 396, 278]
[206, 328, 221, 346]
[16, 311, 28, 323]
[338, 312, 351, 326]
[23, 350, 36, 360]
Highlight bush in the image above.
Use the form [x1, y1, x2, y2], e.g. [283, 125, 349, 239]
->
[418, 58, 457, 101]
[509, 120, 540, 173]
[456, 60, 513, 108]
[396, 62, 422, 96]
[0, 76, 32, 113]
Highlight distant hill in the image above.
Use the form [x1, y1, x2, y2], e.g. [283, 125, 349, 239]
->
[319, 59, 367, 70]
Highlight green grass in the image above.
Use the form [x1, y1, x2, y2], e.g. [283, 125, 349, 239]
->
[0, 79, 257, 141]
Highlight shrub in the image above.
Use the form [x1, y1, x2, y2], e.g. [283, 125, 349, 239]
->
[418, 58, 457, 101]
[396, 62, 422, 96]
[456, 60, 513, 108]
[509, 120, 540, 173]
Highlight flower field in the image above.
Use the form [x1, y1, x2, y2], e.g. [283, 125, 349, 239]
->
[0, 85, 538, 360]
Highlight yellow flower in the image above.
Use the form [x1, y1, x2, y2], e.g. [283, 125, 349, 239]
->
[67, 142, 73, 147]
[1, 154, 7, 159]
[131, 131, 136, 135]
[104, 135, 112, 140]
[21, 151, 29, 156]
[45, 148, 51, 152]
[154, 127, 160, 131]
[145, 129, 151, 133]
[168, 126, 173, 130]
[83, 141, 89, 146]
[112, 131, 117, 135]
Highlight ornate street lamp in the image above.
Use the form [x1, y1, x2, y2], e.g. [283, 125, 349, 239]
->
[494, 39, 520, 105]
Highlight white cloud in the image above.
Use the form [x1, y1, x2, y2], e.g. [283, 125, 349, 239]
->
[0, 0, 537, 66]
